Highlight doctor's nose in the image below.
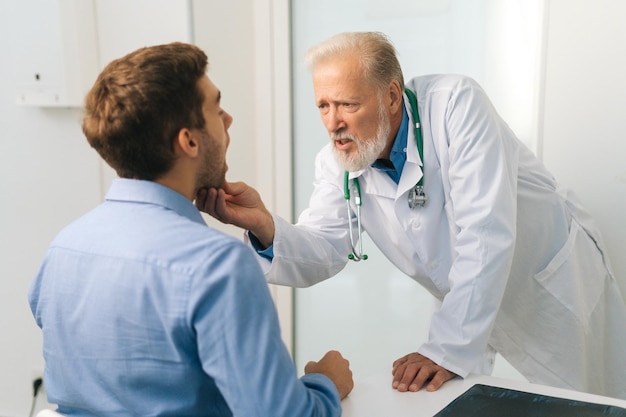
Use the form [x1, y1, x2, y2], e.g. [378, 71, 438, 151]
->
[323, 107, 346, 133]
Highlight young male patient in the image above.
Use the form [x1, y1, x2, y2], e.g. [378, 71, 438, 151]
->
[28, 42, 353, 416]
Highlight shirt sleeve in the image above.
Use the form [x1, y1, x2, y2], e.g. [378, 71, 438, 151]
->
[247, 231, 275, 261]
[190, 240, 341, 417]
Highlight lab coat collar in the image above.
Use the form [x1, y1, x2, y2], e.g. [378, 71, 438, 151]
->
[345, 169, 366, 180]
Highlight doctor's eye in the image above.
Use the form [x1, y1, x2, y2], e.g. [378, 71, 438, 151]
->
[342, 102, 359, 112]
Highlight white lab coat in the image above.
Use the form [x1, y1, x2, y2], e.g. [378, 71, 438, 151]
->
[252, 74, 626, 399]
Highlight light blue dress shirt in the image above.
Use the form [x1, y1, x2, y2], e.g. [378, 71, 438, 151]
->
[29, 179, 340, 417]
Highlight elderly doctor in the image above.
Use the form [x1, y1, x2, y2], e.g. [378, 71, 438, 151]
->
[197, 31, 626, 399]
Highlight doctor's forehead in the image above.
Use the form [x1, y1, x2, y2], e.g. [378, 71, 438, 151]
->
[313, 81, 366, 100]
[312, 62, 374, 97]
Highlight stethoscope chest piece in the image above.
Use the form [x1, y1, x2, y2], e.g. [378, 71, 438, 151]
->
[408, 185, 427, 208]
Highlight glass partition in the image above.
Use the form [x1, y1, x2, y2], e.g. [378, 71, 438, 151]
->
[291, 0, 544, 380]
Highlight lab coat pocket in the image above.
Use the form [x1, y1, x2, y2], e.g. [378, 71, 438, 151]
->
[533, 220, 606, 327]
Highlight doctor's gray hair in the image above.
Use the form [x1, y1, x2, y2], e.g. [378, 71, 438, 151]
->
[305, 31, 404, 94]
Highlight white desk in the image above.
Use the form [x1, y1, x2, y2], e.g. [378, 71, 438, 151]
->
[341, 373, 626, 416]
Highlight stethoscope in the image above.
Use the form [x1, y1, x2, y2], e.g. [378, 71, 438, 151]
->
[343, 88, 426, 261]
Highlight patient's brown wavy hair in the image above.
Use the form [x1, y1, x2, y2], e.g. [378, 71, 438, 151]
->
[82, 42, 208, 180]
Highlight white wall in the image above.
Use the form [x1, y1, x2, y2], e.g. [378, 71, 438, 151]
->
[0, 4, 102, 416]
[0, 1, 261, 416]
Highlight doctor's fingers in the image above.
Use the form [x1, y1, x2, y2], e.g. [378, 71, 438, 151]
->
[392, 362, 432, 392]
[392, 357, 454, 392]
[195, 188, 210, 213]
[425, 368, 456, 392]
[211, 188, 239, 223]
[195, 188, 221, 218]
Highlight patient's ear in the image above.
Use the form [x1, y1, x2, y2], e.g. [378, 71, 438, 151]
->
[175, 128, 199, 158]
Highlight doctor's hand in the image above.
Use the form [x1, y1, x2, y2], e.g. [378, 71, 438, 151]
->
[195, 181, 275, 248]
[391, 352, 456, 392]
[305, 350, 354, 399]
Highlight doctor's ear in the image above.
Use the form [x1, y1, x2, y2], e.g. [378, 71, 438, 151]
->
[387, 80, 403, 111]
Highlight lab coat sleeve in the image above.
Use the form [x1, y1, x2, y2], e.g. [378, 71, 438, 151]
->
[416, 76, 519, 377]
[251, 145, 353, 287]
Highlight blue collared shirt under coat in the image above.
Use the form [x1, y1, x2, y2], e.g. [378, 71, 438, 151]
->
[371, 103, 409, 184]
[29, 178, 340, 417]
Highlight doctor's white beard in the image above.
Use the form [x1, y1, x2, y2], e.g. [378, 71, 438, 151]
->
[331, 109, 390, 172]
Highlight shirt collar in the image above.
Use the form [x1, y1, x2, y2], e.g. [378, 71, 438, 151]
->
[105, 178, 206, 226]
